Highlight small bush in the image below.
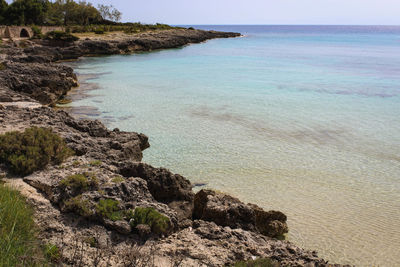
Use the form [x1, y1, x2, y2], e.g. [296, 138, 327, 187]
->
[31, 26, 43, 39]
[44, 243, 60, 263]
[233, 258, 278, 267]
[0, 184, 45, 266]
[84, 236, 97, 248]
[64, 195, 93, 217]
[0, 127, 73, 176]
[94, 29, 105, 34]
[0, 62, 6, 71]
[131, 207, 170, 235]
[96, 199, 123, 221]
[89, 160, 102, 166]
[44, 31, 79, 42]
[111, 176, 124, 183]
[188, 27, 195, 30]
[59, 173, 98, 192]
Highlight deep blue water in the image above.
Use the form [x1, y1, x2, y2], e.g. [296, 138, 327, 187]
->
[67, 26, 400, 266]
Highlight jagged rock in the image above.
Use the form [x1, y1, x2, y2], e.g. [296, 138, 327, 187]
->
[119, 162, 194, 204]
[0, 61, 77, 104]
[193, 189, 288, 238]
[0, 105, 149, 163]
[103, 219, 131, 235]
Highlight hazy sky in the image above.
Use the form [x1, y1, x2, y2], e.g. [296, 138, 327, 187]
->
[85, 0, 400, 25]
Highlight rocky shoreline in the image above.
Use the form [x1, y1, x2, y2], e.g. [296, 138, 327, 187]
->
[0, 29, 345, 266]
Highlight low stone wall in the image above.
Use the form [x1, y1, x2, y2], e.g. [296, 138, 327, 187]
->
[0, 26, 65, 39]
[40, 26, 65, 35]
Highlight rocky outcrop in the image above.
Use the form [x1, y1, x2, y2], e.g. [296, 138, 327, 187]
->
[193, 189, 288, 238]
[0, 105, 149, 163]
[119, 162, 194, 204]
[0, 29, 239, 105]
[0, 61, 77, 104]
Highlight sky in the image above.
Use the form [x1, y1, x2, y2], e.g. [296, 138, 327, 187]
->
[85, 0, 400, 25]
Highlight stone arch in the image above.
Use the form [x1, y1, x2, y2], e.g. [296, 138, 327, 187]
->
[20, 28, 30, 38]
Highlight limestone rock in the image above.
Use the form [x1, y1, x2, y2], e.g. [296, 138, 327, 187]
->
[193, 189, 288, 238]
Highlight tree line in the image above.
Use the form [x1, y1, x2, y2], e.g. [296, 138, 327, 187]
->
[0, 0, 122, 26]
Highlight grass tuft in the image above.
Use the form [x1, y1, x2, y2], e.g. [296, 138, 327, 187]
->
[130, 207, 170, 235]
[59, 172, 98, 192]
[111, 176, 124, 183]
[0, 184, 45, 266]
[44, 243, 60, 263]
[96, 199, 123, 221]
[63, 195, 93, 217]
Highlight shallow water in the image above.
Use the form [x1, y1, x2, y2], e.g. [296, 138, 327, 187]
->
[67, 26, 400, 266]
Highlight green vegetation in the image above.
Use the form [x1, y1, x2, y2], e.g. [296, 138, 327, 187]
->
[0, 0, 184, 37]
[83, 236, 97, 248]
[233, 258, 278, 267]
[0, 184, 45, 266]
[59, 172, 98, 192]
[44, 243, 60, 263]
[111, 176, 125, 183]
[44, 30, 79, 42]
[0, 0, 119, 26]
[89, 160, 102, 166]
[0, 62, 6, 71]
[31, 25, 43, 39]
[130, 207, 170, 235]
[94, 29, 104, 34]
[0, 127, 73, 176]
[63, 195, 93, 217]
[96, 199, 123, 221]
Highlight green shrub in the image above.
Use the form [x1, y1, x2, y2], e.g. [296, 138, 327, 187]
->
[94, 29, 105, 34]
[89, 160, 102, 166]
[59, 173, 98, 192]
[233, 258, 278, 267]
[0, 62, 6, 71]
[96, 199, 122, 221]
[44, 243, 60, 263]
[44, 31, 79, 42]
[63, 195, 93, 217]
[0, 127, 73, 176]
[31, 26, 43, 39]
[130, 207, 170, 235]
[0, 184, 45, 266]
[111, 176, 124, 183]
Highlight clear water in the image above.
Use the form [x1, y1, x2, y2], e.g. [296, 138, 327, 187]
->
[67, 26, 400, 266]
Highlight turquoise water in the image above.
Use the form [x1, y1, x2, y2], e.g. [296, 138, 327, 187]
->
[67, 26, 400, 266]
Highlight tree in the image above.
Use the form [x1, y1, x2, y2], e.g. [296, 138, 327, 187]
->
[97, 4, 121, 22]
[5, 0, 49, 25]
[46, 0, 101, 26]
[0, 0, 8, 24]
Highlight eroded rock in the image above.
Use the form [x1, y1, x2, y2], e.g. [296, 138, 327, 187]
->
[193, 189, 288, 238]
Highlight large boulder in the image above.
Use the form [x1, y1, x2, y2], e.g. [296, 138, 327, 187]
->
[193, 189, 288, 238]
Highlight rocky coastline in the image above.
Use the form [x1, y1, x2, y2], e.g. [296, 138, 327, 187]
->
[0, 29, 345, 266]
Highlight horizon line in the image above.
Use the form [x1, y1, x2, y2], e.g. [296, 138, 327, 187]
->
[173, 24, 400, 26]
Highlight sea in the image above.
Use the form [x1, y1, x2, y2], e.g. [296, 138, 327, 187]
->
[65, 25, 400, 266]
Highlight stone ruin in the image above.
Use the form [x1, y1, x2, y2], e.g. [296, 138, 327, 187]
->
[0, 26, 64, 39]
